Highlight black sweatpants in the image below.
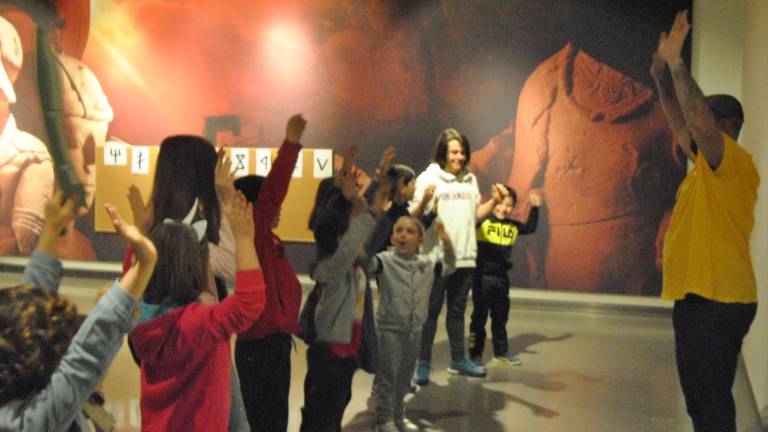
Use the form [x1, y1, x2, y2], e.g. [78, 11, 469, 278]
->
[300, 343, 358, 432]
[672, 294, 756, 432]
[469, 272, 510, 358]
[419, 266, 475, 363]
[235, 333, 293, 432]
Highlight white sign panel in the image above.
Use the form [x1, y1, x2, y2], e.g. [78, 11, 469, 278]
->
[230, 148, 250, 177]
[292, 151, 303, 178]
[313, 149, 333, 178]
[104, 142, 128, 166]
[255, 149, 272, 176]
[131, 147, 150, 175]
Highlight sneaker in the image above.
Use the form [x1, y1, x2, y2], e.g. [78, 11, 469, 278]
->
[375, 421, 399, 432]
[412, 360, 431, 386]
[447, 357, 487, 377]
[493, 352, 522, 366]
[394, 416, 419, 432]
[470, 355, 483, 366]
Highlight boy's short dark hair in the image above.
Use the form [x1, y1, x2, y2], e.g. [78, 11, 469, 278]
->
[234, 175, 266, 203]
[386, 164, 416, 199]
[503, 185, 518, 206]
[706, 94, 743, 123]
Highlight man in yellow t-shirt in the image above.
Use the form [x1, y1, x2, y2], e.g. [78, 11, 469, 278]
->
[651, 11, 760, 432]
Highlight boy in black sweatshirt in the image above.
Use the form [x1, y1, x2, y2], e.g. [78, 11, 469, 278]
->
[468, 186, 542, 365]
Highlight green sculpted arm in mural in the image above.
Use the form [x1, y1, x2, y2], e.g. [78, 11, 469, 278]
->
[36, 28, 86, 209]
[651, 33, 695, 162]
[659, 10, 725, 170]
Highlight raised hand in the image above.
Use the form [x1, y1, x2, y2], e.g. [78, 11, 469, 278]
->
[127, 185, 153, 234]
[422, 184, 436, 204]
[374, 146, 396, 181]
[215, 149, 236, 211]
[491, 183, 508, 203]
[43, 191, 76, 237]
[650, 32, 668, 80]
[371, 179, 391, 215]
[225, 191, 255, 242]
[435, 220, 450, 243]
[659, 10, 690, 65]
[529, 189, 544, 207]
[106, 204, 153, 256]
[286, 114, 307, 143]
[37, 191, 77, 255]
[336, 145, 359, 200]
[106, 203, 157, 300]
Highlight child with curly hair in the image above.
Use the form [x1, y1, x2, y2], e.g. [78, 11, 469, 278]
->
[0, 191, 157, 431]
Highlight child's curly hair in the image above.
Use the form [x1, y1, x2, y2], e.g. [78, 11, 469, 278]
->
[0, 285, 79, 405]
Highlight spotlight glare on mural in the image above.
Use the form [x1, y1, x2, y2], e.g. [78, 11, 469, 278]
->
[264, 23, 311, 84]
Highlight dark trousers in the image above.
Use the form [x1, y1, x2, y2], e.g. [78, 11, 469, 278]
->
[419, 266, 474, 363]
[235, 333, 292, 432]
[469, 273, 510, 357]
[672, 294, 756, 432]
[300, 343, 358, 432]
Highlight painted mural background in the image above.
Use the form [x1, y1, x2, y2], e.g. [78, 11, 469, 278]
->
[1, 0, 692, 295]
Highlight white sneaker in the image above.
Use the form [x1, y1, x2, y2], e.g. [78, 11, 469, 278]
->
[395, 416, 419, 431]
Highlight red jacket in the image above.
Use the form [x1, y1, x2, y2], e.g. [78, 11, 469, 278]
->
[130, 270, 265, 431]
[237, 140, 303, 340]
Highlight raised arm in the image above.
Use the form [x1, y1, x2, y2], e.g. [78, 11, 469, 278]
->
[22, 191, 75, 290]
[410, 184, 435, 219]
[313, 204, 376, 284]
[184, 191, 266, 345]
[517, 189, 542, 234]
[660, 10, 724, 169]
[15, 202, 156, 432]
[258, 114, 306, 222]
[651, 33, 696, 162]
[106, 204, 158, 301]
[475, 183, 507, 221]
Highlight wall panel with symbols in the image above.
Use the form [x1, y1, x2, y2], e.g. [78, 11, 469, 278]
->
[95, 143, 335, 242]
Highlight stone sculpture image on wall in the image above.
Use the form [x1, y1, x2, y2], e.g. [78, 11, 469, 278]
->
[473, 43, 686, 295]
[0, 16, 54, 255]
[55, 52, 115, 260]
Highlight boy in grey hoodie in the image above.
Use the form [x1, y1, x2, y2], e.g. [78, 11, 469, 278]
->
[370, 215, 455, 432]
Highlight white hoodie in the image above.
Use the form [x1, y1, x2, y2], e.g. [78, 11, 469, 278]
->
[409, 162, 480, 269]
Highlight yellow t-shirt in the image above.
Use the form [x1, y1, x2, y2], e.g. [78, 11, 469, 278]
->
[661, 133, 760, 303]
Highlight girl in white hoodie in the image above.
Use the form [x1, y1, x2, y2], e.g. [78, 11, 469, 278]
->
[409, 128, 508, 384]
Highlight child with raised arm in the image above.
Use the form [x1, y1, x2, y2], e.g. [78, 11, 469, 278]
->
[300, 145, 387, 432]
[129, 191, 266, 431]
[365, 146, 436, 256]
[469, 187, 542, 366]
[233, 114, 306, 432]
[371, 216, 455, 432]
[409, 128, 510, 384]
[0, 191, 157, 431]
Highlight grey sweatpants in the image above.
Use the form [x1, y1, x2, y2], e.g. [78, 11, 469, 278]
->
[374, 329, 421, 425]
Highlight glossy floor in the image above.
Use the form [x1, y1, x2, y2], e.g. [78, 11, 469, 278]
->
[5, 272, 762, 432]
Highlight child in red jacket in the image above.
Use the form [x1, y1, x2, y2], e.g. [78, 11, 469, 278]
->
[129, 191, 265, 432]
[233, 114, 306, 432]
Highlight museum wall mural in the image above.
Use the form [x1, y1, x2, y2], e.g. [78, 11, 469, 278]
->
[0, 0, 691, 295]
